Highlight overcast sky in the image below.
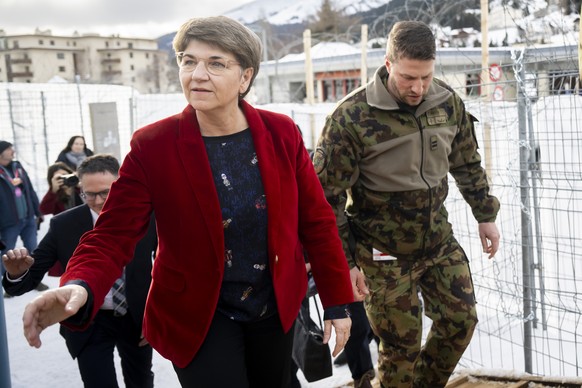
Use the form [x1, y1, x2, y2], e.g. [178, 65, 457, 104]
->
[0, 0, 254, 39]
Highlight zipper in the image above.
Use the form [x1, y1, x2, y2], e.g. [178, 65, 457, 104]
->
[416, 117, 432, 255]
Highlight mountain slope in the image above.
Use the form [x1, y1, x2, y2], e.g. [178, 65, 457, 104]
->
[224, 0, 390, 25]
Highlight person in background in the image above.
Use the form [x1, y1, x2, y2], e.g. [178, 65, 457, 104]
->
[39, 161, 84, 276]
[21, 16, 362, 388]
[305, 148, 376, 388]
[56, 135, 94, 171]
[39, 162, 83, 216]
[314, 21, 500, 387]
[0, 140, 47, 293]
[3, 154, 156, 388]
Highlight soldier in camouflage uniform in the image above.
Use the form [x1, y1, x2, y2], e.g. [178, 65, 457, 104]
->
[313, 21, 501, 388]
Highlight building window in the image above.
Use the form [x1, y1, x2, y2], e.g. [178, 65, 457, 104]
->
[466, 73, 480, 97]
[50, 40, 55, 45]
[346, 79, 359, 92]
[130, 65, 135, 70]
[57, 53, 65, 59]
[145, 53, 149, 59]
[73, 42, 77, 47]
[39, 39, 44, 45]
[106, 42, 109, 47]
[107, 53, 111, 58]
[550, 70, 579, 95]
[59, 66, 66, 72]
[128, 42, 133, 49]
[289, 82, 306, 103]
[12, 41, 19, 48]
[129, 52, 133, 58]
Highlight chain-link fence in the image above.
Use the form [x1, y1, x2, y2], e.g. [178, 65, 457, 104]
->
[451, 58, 581, 377]
[1, 47, 581, 379]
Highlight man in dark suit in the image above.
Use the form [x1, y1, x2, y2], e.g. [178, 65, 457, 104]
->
[2, 154, 156, 388]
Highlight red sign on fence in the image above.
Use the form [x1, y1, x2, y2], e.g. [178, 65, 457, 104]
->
[489, 64, 502, 81]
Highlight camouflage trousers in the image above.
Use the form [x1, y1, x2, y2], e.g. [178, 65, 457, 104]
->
[356, 236, 478, 388]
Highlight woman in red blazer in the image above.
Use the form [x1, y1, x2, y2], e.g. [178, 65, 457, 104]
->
[23, 16, 363, 387]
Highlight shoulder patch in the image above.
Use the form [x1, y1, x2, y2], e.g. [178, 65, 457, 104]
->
[312, 148, 327, 175]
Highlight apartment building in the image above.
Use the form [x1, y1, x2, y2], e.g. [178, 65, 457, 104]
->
[0, 29, 170, 93]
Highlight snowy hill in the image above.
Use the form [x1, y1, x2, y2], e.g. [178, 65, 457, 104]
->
[224, 0, 391, 25]
[157, 0, 579, 55]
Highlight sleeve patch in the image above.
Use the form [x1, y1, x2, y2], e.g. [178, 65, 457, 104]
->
[312, 148, 327, 175]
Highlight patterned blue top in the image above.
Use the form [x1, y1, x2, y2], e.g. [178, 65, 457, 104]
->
[203, 128, 276, 322]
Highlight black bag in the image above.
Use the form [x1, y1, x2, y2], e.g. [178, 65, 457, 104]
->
[292, 295, 332, 382]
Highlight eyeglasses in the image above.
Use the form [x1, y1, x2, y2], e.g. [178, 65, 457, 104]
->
[175, 52, 239, 75]
[80, 189, 110, 201]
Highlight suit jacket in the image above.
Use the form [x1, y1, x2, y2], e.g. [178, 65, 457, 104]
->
[2, 204, 157, 358]
[61, 101, 353, 368]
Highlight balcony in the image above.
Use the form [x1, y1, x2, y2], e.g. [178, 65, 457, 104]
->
[101, 70, 122, 76]
[10, 58, 32, 64]
[101, 58, 121, 64]
[11, 71, 33, 78]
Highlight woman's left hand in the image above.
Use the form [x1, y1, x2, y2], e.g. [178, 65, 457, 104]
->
[323, 317, 351, 357]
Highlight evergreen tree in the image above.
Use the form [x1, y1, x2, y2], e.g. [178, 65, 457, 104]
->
[308, 0, 359, 41]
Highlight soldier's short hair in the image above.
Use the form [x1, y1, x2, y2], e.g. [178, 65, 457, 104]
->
[386, 21, 436, 63]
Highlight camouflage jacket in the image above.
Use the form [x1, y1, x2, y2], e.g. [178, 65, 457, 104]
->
[314, 65, 500, 267]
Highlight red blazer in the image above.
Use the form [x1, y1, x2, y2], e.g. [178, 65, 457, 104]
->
[61, 101, 353, 367]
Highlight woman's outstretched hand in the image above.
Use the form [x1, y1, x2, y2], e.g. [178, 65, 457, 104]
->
[23, 285, 88, 348]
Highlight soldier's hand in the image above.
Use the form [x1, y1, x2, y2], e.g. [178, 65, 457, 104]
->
[479, 222, 500, 259]
[350, 266, 369, 301]
[23, 285, 88, 348]
[2, 248, 35, 279]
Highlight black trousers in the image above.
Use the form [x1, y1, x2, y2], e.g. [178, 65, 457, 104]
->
[76, 310, 154, 388]
[174, 311, 294, 388]
[344, 301, 375, 380]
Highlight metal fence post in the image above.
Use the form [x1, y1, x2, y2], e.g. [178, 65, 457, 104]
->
[41, 91, 50, 167]
[514, 47, 534, 374]
[75, 75, 85, 138]
[0, 294, 12, 388]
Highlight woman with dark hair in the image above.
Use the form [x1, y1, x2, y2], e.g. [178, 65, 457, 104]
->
[55, 136, 94, 170]
[39, 162, 83, 216]
[39, 161, 83, 276]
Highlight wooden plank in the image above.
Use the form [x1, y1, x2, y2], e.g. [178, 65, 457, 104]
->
[505, 381, 530, 388]
[446, 376, 470, 387]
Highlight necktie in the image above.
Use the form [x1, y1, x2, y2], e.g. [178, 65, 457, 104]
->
[112, 271, 128, 317]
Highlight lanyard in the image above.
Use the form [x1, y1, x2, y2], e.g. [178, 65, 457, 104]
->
[1, 164, 23, 198]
